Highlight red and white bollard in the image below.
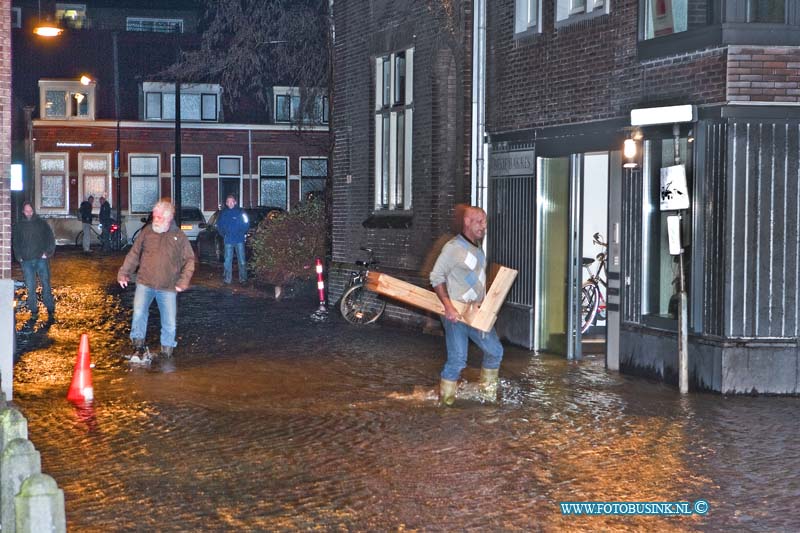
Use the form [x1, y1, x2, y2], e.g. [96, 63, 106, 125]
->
[315, 258, 327, 313]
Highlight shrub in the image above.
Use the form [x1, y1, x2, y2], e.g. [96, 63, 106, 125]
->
[249, 200, 327, 286]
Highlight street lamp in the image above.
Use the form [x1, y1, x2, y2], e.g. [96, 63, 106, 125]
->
[33, 0, 63, 37]
[113, 32, 121, 246]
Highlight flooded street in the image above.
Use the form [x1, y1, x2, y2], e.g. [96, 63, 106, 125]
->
[10, 249, 800, 531]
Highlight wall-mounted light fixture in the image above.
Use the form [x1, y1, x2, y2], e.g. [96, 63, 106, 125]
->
[623, 131, 639, 169]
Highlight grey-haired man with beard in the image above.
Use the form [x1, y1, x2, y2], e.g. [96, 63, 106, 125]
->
[118, 199, 195, 362]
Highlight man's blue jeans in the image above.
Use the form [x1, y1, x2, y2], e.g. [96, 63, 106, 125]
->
[224, 242, 247, 283]
[21, 259, 55, 316]
[131, 283, 177, 348]
[440, 318, 503, 381]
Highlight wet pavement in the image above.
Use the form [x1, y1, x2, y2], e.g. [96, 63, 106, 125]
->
[10, 248, 800, 531]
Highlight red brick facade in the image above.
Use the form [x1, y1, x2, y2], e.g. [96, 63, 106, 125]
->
[728, 46, 800, 103]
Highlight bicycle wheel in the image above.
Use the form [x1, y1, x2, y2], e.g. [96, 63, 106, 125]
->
[580, 282, 599, 333]
[340, 284, 386, 325]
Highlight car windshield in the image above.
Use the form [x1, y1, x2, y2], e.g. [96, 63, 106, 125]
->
[181, 208, 205, 222]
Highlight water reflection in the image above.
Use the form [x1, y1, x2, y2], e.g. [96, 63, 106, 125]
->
[10, 250, 800, 531]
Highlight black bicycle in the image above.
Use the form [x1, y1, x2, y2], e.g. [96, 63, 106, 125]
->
[75, 220, 128, 251]
[340, 247, 386, 325]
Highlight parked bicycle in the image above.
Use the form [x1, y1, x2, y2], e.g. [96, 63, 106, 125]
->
[75, 220, 128, 251]
[340, 247, 386, 325]
[580, 232, 608, 334]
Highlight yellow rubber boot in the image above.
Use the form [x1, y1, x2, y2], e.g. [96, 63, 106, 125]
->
[479, 368, 500, 403]
[439, 379, 458, 407]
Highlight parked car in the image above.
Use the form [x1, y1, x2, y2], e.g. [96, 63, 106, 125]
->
[178, 207, 206, 241]
[195, 206, 284, 263]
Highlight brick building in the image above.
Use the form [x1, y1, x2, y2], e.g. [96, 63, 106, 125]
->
[12, 0, 329, 244]
[328, 0, 475, 328]
[2, 0, 14, 398]
[487, 0, 800, 393]
[333, 0, 800, 394]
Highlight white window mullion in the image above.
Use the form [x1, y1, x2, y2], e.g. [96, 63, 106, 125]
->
[388, 111, 398, 209]
[374, 114, 382, 208]
[404, 108, 413, 209]
[405, 49, 414, 105]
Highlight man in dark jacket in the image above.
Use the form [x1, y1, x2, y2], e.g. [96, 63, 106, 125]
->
[12, 202, 56, 321]
[118, 199, 195, 362]
[99, 196, 112, 251]
[217, 194, 249, 284]
[79, 195, 94, 252]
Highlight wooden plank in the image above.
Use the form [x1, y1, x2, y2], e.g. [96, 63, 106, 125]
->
[470, 267, 518, 332]
[365, 265, 518, 332]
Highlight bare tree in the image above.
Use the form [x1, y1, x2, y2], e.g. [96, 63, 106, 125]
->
[167, 0, 331, 124]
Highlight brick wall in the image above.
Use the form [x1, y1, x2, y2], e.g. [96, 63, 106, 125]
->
[487, 0, 728, 132]
[330, 0, 473, 307]
[727, 46, 800, 103]
[1, 0, 11, 279]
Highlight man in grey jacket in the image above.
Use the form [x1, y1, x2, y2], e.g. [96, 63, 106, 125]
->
[430, 206, 503, 406]
[13, 202, 56, 322]
[118, 199, 195, 362]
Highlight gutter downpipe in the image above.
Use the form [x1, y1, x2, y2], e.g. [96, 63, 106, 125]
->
[471, 0, 488, 250]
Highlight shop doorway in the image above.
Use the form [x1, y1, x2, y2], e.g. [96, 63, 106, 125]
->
[534, 153, 609, 360]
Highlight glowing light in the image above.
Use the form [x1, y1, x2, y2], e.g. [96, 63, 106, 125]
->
[33, 24, 63, 37]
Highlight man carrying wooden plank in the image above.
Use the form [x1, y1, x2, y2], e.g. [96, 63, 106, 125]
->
[430, 206, 503, 406]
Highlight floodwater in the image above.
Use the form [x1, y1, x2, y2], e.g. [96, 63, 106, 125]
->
[10, 249, 800, 531]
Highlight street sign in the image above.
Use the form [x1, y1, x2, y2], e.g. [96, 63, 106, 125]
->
[660, 164, 689, 211]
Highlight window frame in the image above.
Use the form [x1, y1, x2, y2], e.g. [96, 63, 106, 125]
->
[56, 3, 87, 30]
[142, 82, 221, 122]
[11, 7, 21, 29]
[259, 156, 290, 209]
[35, 152, 70, 215]
[555, 0, 610, 28]
[126, 17, 184, 33]
[373, 48, 414, 211]
[128, 154, 161, 214]
[515, 0, 543, 37]
[170, 154, 204, 210]
[299, 157, 329, 204]
[78, 153, 112, 211]
[38, 80, 96, 121]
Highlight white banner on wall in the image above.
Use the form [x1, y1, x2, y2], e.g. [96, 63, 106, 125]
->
[660, 165, 690, 211]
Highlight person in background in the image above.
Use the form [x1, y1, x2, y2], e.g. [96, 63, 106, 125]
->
[99, 196, 112, 252]
[118, 199, 195, 362]
[13, 202, 56, 322]
[79, 194, 94, 253]
[217, 194, 250, 284]
[430, 206, 504, 406]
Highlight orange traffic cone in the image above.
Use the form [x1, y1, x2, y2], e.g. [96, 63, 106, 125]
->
[67, 333, 94, 403]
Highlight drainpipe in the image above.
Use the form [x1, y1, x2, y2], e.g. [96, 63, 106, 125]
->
[471, 0, 487, 213]
[674, 123, 689, 394]
[248, 128, 253, 207]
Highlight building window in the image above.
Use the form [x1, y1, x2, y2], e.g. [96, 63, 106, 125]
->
[748, 0, 785, 23]
[126, 17, 184, 33]
[79, 154, 111, 208]
[142, 82, 220, 122]
[36, 153, 69, 213]
[374, 49, 413, 210]
[56, 3, 87, 30]
[641, 136, 693, 322]
[11, 7, 21, 28]
[129, 155, 160, 213]
[39, 80, 96, 120]
[300, 158, 328, 203]
[172, 155, 202, 210]
[273, 87, 328, 124]
[556, 0, 608, 25]
[515, 0, 542, 35]
[260, 157, 289, 209]
[218, 156, 242, 207]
